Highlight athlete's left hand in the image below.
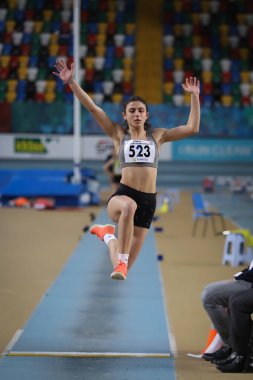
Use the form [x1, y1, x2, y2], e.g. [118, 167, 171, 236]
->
[182, 77, 200, 95]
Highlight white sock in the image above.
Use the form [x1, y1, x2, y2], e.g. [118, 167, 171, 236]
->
[118, 253, 129, 265]
[104, 233, 117, 245]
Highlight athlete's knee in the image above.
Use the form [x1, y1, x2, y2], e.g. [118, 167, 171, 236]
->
[121, 198, 137, 218]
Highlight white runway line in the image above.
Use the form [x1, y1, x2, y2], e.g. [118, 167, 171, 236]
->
[2, 330, 23, 356]
[7, 351, 171, 358]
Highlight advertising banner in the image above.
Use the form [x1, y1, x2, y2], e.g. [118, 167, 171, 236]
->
[172, 139, 253, 161]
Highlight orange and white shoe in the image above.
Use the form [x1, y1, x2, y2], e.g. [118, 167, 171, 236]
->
[89, 224, 115, 241]
[111, 261, 128, 280]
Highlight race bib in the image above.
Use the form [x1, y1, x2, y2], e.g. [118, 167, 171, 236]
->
[124, 140, 155, 164]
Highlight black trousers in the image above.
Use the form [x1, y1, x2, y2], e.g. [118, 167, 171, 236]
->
[229, 288, 253, 356]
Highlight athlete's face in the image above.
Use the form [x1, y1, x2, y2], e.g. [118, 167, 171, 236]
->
[123, 101, 149, 128]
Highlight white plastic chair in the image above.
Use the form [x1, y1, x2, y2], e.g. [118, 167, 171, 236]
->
[12, 32, 23, 45]
[102, 81, 114, 95]
[112, 69, 123, 83]
[24, 21, 34, 33]
[163, 35, 174, 47]
[35, 80, 46, 93]
[93, 93, 104, 104]
[124, 46, 135, 58]
[27, 67, 38, 81]
[172, 94, 184, 106]
[40, 33, 51, 46]
[114, 34, 125, 46]
[94, 57, 105, 70]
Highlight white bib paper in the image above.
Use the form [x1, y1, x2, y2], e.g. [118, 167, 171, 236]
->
[124, 140, 155, 164]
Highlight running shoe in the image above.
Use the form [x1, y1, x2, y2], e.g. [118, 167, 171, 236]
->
[89, 224, 115, 241]
[111, 261, 128, 280]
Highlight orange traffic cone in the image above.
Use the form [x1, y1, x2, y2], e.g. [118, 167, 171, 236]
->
[202, 326, 223, 354]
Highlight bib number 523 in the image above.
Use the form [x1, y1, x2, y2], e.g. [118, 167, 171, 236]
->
[129, 144, 151, 158]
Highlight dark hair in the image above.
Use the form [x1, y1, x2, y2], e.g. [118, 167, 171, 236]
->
[122, 96, 152, 135]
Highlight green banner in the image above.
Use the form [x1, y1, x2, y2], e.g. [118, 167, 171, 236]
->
[15, 138, 47, 154]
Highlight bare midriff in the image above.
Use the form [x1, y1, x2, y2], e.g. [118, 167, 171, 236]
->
[120, 166, 157, 193]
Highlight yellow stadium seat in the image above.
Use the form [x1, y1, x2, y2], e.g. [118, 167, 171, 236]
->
[192, 36, 201, 47]
[173, 1, 183, 12]
[18, 67, 27, 80]
[19, 56, 29, 68]
[0, 55, 10, 67]
[6, 91, 16, 103]
[220, 35, 229, 48]
[184, 93, 191, 105]
[237, 13, 246, 24]
[7, 0, 16, 8]
[43, 10, 53, 21]
[95, 45, 106, 57]
[240, 71, 250, 83]
[112, 93, 123, 103]
[125, 23, 135, 35]
[164, 47, 174, 58]
[163, 82, 174, 95]
[108, 0, 116, 11]
[191, 13, 200, 24]
[201, 1, 209, 12]
[174, 58, 184, 70]
[34, 21, 43, 33]
[84, 57, 94, 69]
[7, 79, 18, 92]
[49, 44, 59, 56]
[202, 48, 212, 58]
[50, 34, 59, 44]
[219, 24, 229, 35]
[46, 80, 56, 92]
[98, 23, 107, 34]
[239, 48, 249, 60]
[202, 71, 213, 83]
[123, 58, 133, 70]
[5, 21, 15, 32]
[96, 33, 106, 46]
[45, 92, 56, 103]
[221, 95, 233, 106]
[173, 24, 182, 37]
[107, 11, 116, 22]
[123, 69, 133, 82]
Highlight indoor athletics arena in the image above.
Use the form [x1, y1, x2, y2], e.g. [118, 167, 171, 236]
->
[0, 0, 253, 379]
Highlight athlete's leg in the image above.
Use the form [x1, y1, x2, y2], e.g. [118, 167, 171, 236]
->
[128, 226, 149, 269]
[106, 195, 137, 268]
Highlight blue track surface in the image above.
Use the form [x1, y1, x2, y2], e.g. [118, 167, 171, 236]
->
[0, 209, 176, 379]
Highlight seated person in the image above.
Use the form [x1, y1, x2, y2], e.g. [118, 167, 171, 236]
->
[201, 259, 253, 362]
[215, 288, 253, 373]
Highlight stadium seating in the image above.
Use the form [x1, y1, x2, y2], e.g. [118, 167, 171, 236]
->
[0, 0, 135, 104]
[162, 0, 253, 106]
[0, 0, 253, 114]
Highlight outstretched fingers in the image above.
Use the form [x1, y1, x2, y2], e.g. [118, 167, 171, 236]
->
[182, 76, 200, 92]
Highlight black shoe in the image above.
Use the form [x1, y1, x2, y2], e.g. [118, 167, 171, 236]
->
[216, 354, 246, 373]
[212, 351, 237, 365]
[202, 346, 232, 361]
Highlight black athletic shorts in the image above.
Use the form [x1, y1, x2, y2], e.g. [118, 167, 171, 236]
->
[108, 183, 157, 229]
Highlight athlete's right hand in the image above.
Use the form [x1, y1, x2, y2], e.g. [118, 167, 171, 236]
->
[53, 59, 74, 84]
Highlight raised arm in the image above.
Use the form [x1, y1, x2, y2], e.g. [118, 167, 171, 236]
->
[53, 60, 122, 139]
[155, 77, 200, 144]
